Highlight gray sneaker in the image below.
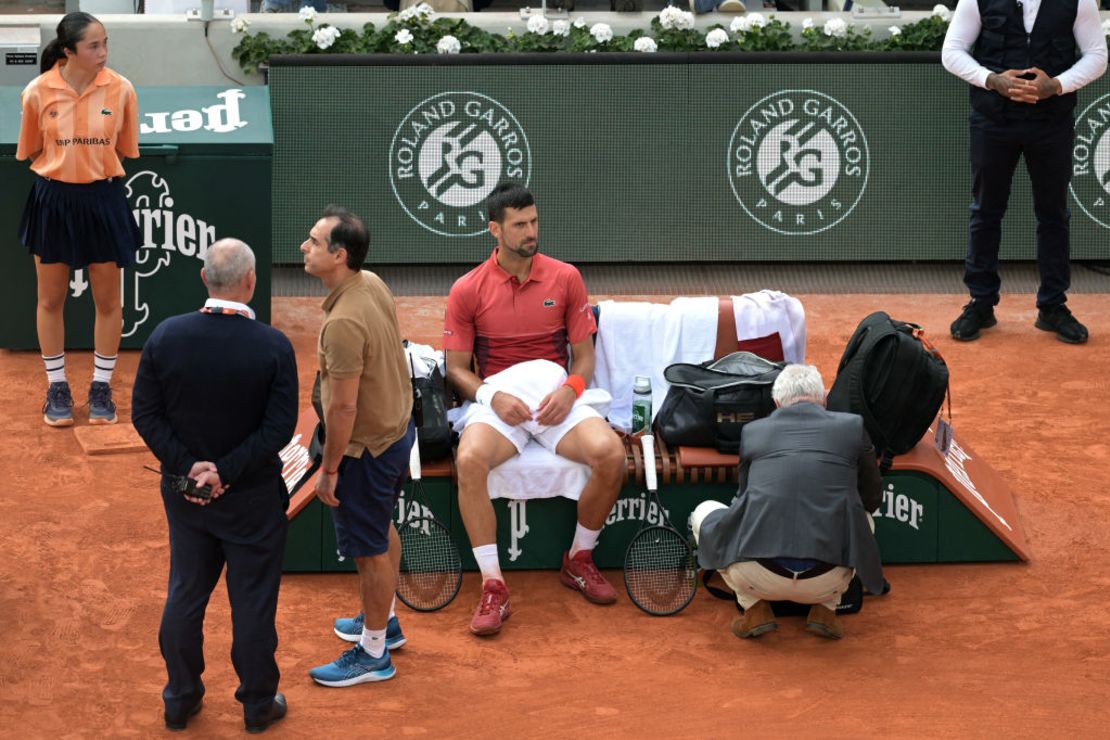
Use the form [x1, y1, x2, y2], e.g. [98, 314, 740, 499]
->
[43, 382, 74, 427]
[88, 381, 118, 425]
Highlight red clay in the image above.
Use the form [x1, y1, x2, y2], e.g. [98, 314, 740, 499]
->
[1, 292, 1108, 736]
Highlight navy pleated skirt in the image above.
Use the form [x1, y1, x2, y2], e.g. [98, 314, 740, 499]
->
[19, 176, 142, 269]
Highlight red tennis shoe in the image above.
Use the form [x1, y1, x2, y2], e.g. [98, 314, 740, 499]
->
[469, 579, 511, 636]
[560, 550, 617, 605]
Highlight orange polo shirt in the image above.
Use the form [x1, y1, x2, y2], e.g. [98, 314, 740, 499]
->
[444, 249, 596, 379]
[16, 62, 138, 184]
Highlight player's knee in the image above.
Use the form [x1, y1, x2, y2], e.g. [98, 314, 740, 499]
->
[588, 437, 626, 480]
[454, 446, 492, 484]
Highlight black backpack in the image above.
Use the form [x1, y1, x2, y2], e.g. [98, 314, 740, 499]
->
[826, 312, 949, 472]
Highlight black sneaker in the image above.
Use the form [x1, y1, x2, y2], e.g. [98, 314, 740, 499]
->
[950, 300, 997, 341]
[43, 381, 74, 427]
[88, 381, 118, 425]
[1035, 304, 1088, 344]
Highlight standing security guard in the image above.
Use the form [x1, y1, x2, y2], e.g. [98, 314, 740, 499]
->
[942, 0, 1106, 344]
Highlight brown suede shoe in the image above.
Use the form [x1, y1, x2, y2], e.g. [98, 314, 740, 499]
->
[805, 605, 844, 640]
[730, 600, 777, 639]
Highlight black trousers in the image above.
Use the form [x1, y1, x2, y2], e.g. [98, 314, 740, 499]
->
[159, 476, 288, 723]
[965, 111, 1074, 309]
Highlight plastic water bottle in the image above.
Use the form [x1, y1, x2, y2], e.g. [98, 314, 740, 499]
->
[631, 375, 652, 435]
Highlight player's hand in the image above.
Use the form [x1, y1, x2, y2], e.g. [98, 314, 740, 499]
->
[986, 70, 1038, 104]
[186, 463, 225, 505]
[1020, 67, 1062, 101]
[315, 470, 340, 507]
[534, 385, 576, 427]
[490, 391, 532, 426]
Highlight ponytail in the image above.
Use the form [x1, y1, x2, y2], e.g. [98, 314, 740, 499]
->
[40, 11, 100, 75]
[39, 38, 65, 75]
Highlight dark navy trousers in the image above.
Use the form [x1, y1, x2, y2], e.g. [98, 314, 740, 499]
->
[965, 111, 1074, 309]
[159, 476, 288, 723]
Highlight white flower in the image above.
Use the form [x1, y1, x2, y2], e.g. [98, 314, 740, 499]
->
[229, 16, 250, 34]
[400, 2, 434, 21]
[527, 15, 550, 35]
[552, 20, 570, 37]
[312, 25, 340, 50]
[634, 36, 658, 53]
[932, 4, 952, 22]
[590, 23, 613, 43]
[298, 6, 317, 23]
[705, 28, 729, 49]
[395, 28, 414, 45]
[802, 17, 815, 31]
[658, 6, 695, 31]
[823, 17, 848, 38]
[573, 16, 587, 29]
[1102, 18, 1110, 35]
[747, 12, 766, 30]
[888, 26, 902, 36]
[436, 35, 461, 54]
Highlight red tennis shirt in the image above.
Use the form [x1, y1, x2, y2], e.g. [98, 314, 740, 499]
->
[444, 249, 596, 379]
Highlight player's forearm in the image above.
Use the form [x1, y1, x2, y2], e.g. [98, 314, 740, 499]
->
[321, 403, 357, 471]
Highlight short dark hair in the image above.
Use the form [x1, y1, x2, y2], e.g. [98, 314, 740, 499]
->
[486, 182, 535, 224]
[321, 205, 369, 270]
[41, 12, 101, 74]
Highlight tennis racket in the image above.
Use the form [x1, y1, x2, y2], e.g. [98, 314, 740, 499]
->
[623, 434, 698, 616]
[396, 436, 463, 612]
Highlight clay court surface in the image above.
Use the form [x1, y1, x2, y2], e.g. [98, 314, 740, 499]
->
[2, 291, 1110, 737]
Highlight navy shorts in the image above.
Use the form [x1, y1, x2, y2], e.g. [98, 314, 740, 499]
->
[332, 422, 415, 559]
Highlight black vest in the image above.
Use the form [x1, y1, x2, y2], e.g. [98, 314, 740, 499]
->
[970, 0, 1078, 121]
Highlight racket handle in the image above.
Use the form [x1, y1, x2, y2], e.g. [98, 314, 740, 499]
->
[409, 434, 422, 481]
[640, 434, 657, 491]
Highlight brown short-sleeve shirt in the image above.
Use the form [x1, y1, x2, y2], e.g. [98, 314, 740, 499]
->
[319, 270, 413, 458]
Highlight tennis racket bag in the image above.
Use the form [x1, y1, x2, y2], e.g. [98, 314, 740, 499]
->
[412, 363, 452, 461]
[656, 351, 786, 454]
[826, 312, 949, 472]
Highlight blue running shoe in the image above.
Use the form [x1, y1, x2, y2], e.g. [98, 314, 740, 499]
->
[334, 613, 406, 649]
[88, 381, 117, 425]
[309, 645, 395, 687]
[43, 381, 74, 427]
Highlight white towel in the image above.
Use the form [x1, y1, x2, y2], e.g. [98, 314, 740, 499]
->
[487, 442, 590, 500]
[403, 342, 443, 379]
[594, 297, 718, 432]
[731, 290, 807, 364]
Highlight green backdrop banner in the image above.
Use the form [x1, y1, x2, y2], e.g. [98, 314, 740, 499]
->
[269, 54, 1110, 265]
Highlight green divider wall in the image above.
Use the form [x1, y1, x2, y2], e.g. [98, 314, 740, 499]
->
[268, 54, 1110, 265]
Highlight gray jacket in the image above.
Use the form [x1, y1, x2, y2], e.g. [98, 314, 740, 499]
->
[696, 402, 885, 594]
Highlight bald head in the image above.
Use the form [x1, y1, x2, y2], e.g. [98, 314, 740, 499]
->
[202, 238, 256, 301]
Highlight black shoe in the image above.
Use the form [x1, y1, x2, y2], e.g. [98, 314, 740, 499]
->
[950, 300, 997, 341]
[245, 693, 287, 734]
[164, 697, 203, 731]
[1035, 304, 1088, 344]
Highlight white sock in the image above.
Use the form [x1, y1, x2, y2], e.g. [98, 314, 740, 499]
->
[389, 596, 396, 620]
[92, 353, 117, 384]
[360, 627, 387, 658]
[42, 353, 66, 384]
[569, 523, 601, 558]
[472, 544, 503, 583]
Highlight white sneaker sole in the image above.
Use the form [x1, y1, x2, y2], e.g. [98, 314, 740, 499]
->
[88, 414, 118, 425]
[310, 665, 396, 687]
[43, 414, 74, 427]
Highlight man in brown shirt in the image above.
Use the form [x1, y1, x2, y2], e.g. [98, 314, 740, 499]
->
[301, 206, 415, 687]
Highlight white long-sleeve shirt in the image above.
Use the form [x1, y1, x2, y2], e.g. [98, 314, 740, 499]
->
[941, 0, 1107, 94]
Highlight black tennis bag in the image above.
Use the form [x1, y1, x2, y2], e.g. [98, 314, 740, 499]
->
[656, 351, 786, 454]
[411, 363, 452, 461]
[826, 312, 949, 472]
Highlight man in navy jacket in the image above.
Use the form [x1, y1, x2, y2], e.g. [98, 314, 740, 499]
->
[132, 238, 298, 734]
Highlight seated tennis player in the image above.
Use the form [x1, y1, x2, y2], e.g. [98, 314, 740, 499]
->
[445, 182, 626, 636]
[690, 364, 885, 641]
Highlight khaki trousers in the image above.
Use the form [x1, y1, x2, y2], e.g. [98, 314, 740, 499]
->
[690, 500, 854, 611]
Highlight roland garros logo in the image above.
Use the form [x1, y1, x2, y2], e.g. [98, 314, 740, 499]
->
[1070, 93, 1110, 229]
[728, 90, 869, 236]
[390, 92, 532, 237]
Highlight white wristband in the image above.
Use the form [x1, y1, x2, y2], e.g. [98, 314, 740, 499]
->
[475, 384, 496, 407]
